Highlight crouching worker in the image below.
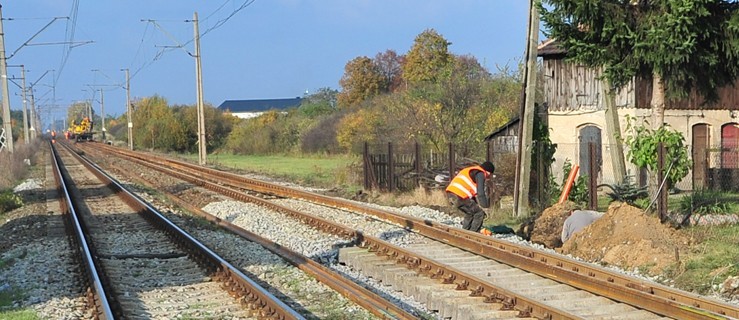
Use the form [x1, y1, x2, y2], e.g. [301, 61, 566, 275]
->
[561, 209, 604, 243]
[445, 161, 495, 232]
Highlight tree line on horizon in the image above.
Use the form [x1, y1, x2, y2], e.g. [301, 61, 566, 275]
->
[58, 28, 524, 159]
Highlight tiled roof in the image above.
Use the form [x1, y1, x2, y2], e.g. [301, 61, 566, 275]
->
[218, 97, 303, 113]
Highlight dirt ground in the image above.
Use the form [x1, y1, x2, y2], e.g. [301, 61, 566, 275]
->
[520, 201, 577, 248]
[529, 202, 690, 275]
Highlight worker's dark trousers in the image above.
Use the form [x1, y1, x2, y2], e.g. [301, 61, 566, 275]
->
[447, 194, 485, 232]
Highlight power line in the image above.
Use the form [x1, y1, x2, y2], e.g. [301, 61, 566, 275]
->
[54, 0, 79, 86]
[128, 0, 256, 81]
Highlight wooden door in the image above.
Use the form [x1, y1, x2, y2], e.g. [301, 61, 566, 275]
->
[579, 125, 602, 179]
[692, 124, 709, 189]
[722, 123, 739, 168]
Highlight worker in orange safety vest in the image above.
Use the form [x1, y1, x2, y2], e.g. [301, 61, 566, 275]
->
[445, 161, 495, 232]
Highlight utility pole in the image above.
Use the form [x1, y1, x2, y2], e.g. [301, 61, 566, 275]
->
[99, 88, 105, 140]
[20, 66, 29, 142]
[123, 68, 133, 150]
[602, 81, 626, 184]
[28, 70, 50, 140]
[0, 5, 14, 153]
[86, 99, 92, 125]
[514, 0, 539, 217]
[193, 12, 206, 165]
[29, 87, 36, 139]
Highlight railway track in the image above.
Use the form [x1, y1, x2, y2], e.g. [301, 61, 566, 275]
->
[51, 142, 305, 319]
[77, 142, 739, 320]
[58, 140, 420, 319]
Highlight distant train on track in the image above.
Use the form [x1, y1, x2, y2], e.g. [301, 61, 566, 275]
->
[67, 117, 94, 142]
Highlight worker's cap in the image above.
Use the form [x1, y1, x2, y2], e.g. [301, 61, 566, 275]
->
[481, 161, 495, 174]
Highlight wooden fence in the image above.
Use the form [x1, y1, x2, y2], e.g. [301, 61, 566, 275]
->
[362, 141, 514, 192]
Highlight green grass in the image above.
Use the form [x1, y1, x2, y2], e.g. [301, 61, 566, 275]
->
[0, 310, 38, 320]
[182, 153, 361, 189]
[0, 289, 38, 320]
[667, 224, 739, 293]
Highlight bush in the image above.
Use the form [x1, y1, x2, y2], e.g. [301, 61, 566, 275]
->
[301, 114, 342, 153]
[0, 141, 40, 190]
[0, 190, 22, 213]
[600, 175, 648, 206]
[623, 116, 691, 188]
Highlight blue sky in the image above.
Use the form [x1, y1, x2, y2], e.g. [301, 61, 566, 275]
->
[3, 1, 531, 125]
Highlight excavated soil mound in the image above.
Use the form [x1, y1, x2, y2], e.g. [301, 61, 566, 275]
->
[527, 201, 576, 248]
[560, 202, 689, 275]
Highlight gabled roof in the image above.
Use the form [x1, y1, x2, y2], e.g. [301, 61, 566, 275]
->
[218, 97, 303, 113]
[537, 38, 567, 58]
[484, 116, 520, 141]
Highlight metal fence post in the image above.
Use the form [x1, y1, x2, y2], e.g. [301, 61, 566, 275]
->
[588, 142, 598, 210]
[387, 142, 394, 192]
[657, 142, 667, 222]
[415, 142, 421, 188]
[448, 142, 455, 181]
[363, 142, 370, 190]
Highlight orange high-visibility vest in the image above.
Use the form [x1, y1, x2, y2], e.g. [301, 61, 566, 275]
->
[445, 165, 490, 199]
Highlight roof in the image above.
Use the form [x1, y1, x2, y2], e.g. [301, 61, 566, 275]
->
[484, 116, 520, 141]
[218, 97, 303, 113]
[537, 39, 567, 58]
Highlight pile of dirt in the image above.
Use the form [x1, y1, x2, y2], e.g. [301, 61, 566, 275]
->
[560, 202, 689, 275]
[524, 201, 576, 248]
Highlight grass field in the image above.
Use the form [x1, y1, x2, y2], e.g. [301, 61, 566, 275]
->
[181, 153, 362, 189]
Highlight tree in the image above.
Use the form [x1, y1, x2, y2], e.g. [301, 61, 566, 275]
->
[336, 108, 386, 152]
[374, 49, 405, 92]
[176, 103, 233, 153]
[539, 0, 739, 129]
[402, 29, 453, 85]
[337, 56, 385, 109]
[132, 96, 187, 151]
[379, 55, 502, 155]
[623, 116, 691, 189]
[300, 87, 337, 118]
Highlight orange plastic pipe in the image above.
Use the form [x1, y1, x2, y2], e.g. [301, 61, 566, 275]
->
[558, 164, 580, 204]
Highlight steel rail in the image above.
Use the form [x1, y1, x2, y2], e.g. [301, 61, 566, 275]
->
[90, 144, 585, 319]
[93, 143, 739, 320]
[60, 142, 305, 320]
[134, 178, 420, 320]
[86, 145, 446, 319]
[50, 142, 116, 319]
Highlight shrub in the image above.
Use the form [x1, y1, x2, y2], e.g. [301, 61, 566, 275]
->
[600, 175, 648, 206]
[0, 190, 22, 213]
[0, 141, 40, 190]
[301, 114, 342, 153]
[623, 116, 691, 188]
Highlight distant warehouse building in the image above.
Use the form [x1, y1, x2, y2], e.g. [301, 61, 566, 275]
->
[218, 97, 303, 119]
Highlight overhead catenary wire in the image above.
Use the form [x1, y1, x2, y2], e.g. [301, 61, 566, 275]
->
[127, 0, 256, 81]
[54, 0, 79, 86]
